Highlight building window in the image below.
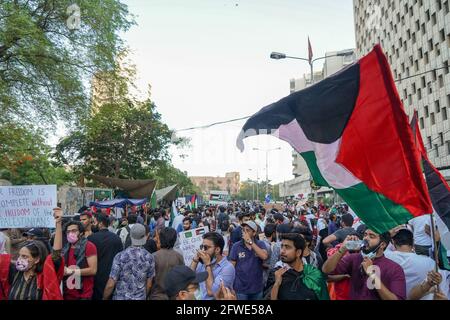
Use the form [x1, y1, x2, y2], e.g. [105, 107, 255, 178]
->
[428, 136, 432, 149]
[447, 141, 450, 155]
[440, 132, 444, 146]
[420, 117, 425, 128]
[439, 75, 444, 88]
[435, 144, 439, 157]
[425, 105, 429, 117]
[431, 113, 436, 125]
[443, 108, 448, 120]
[436, 100, 441, 113]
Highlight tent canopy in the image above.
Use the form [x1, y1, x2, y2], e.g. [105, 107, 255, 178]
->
[91, 175, 156, 199]
[89, 198, 147, 208]
[155, 184, 178, 203]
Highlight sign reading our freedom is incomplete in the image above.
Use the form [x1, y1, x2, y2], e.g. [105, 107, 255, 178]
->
[0, 185, 57, 228]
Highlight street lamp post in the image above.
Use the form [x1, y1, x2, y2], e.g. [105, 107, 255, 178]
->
[270, 51, 352, 85]
[248, 169, 255, 201]
[253, 147, 281, 200]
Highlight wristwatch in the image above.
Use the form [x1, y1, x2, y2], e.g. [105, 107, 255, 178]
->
[247, 240, 254, 245]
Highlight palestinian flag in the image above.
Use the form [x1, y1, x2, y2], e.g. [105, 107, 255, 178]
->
[190, 194, 197, 210]
[411, 112, 450, 270]
[237, 45, 432, 234]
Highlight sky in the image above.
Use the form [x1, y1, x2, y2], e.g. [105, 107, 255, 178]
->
[119, 0, 356, 184]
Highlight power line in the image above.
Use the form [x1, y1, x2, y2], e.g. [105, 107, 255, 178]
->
[173, 67, 449, 133]
[174, 115, 250, 132]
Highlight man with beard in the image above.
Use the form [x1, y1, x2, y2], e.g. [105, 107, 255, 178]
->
[264, 233, 329, 300]
[80, 211, 95, 238]
[190, 232, 235, 300]
[322, 229, 406, 300]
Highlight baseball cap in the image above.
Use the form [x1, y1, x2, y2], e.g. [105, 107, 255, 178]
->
[242, 220, 258, 232]
[23, 228, 44, 238]
[130, 224, 147, 246]
[164, 265, 208, 298]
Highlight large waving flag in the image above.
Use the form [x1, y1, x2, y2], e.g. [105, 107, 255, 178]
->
[237, 44, 432, 234]
[411, 111, 450, 269]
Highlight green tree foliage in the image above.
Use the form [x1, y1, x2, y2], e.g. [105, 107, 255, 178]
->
[0, 0, 135, 127]
[55, 58, 194, 191]
[146, 162, 200, 196]
[56, 97, 174, 179]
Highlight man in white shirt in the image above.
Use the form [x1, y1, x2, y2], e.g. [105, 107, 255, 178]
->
[408, 215, 433, 256]
[385, 228, 449, 300]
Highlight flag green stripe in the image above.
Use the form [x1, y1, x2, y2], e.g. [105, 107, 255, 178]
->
[300, 151, 414, 233]
[299, 151, 330, 188]
[335, 183, 414, 233]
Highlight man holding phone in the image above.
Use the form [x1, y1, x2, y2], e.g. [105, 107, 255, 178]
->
[229, 221, 268, 300]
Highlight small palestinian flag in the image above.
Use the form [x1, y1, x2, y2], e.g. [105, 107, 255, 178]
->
[237, 44, 432, 234]
[195, 227, 207, 236]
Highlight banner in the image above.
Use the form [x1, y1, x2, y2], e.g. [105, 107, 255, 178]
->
[178, 226, 209, 266]
[0, 185, 57, 228]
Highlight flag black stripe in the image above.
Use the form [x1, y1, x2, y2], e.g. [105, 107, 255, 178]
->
[423, 158, 450, 229]
[241, 62, 360, 144]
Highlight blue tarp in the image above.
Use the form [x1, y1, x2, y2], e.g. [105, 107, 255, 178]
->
[89, 198, 147, 208]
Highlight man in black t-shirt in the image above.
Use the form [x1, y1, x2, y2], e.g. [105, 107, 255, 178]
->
[88, 214, 123, 300]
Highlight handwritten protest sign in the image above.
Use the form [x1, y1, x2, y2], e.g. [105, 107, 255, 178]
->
[0, 185, 57, 228]
[179, 226, 209, 266]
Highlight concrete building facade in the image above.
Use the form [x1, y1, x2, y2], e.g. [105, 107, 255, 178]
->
[190, 172, 240, 196]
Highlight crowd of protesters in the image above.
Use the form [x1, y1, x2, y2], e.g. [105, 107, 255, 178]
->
[1, 199, 449, 300]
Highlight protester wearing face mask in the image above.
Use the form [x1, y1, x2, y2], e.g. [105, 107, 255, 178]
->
[62, 220, 98, 300]
[165, 265, 208, 300]
[190, 232, 235, 300]
[322, 230, 406, 300]
[0, 208, 64, 300]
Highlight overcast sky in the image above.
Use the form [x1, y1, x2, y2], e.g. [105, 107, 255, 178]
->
[121, 0, 356, 184]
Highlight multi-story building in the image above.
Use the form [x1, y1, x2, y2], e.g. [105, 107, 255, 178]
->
[190, 172, 240, 196]
[354, 0, 450, 175]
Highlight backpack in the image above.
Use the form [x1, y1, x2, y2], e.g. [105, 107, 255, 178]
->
[117, 225, 132, 249]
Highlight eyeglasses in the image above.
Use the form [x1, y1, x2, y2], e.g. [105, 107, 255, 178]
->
[199, 244, 212, 250]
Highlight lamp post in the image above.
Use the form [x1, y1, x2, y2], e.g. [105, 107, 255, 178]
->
[270, 51, 353, 85]
[248, 169, 255, 201]
[253, 147, 282, 198]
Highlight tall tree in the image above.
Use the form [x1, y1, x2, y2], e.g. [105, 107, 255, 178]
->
[0, 121, 74, 185]
[0, 0, 135, 127]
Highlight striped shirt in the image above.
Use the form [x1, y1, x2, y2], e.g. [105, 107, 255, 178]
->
[8, 271, 41, 300]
